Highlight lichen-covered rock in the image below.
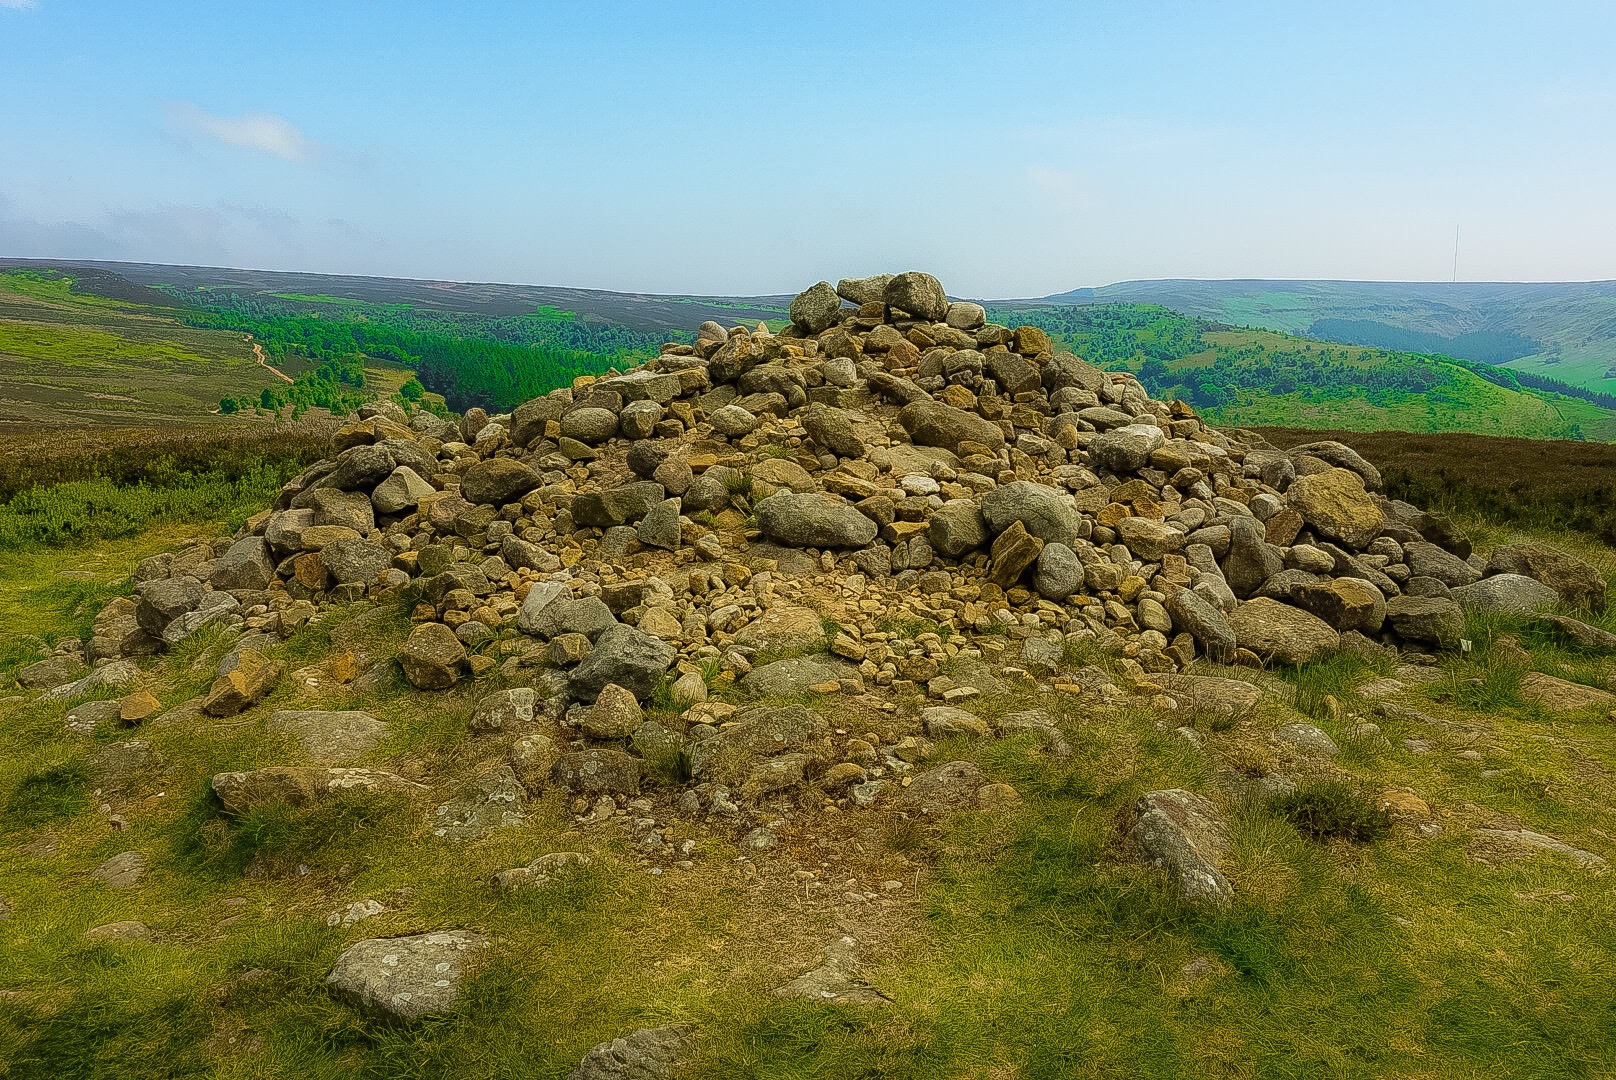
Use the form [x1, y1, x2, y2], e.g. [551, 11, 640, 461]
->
[1128, 789, 1233, 907]
[1486, 542, 1606, 612]
[1286, 468, 1383, 551]
[399, 623, 469, 689]
[790, 280, 843, 333]
[1228, 597, 1340, 665]
[568, 624, 675, 702]
[755, 492, 878, 549]
[326, 931, 489, 1022]
[980, 481, 1079, 546]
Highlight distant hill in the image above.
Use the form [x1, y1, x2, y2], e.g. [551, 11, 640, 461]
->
[1041, 278, 1616, 394]
[5, 257, 1616, 439]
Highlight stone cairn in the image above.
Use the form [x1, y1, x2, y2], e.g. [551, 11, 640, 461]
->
[86, 270, 1606, 798]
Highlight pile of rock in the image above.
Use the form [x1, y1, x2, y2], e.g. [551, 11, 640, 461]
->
[63, 270, 1608, 808]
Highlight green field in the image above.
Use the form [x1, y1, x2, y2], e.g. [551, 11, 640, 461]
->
[992, 304, 1616, 441]
[0, 271, 284, 432]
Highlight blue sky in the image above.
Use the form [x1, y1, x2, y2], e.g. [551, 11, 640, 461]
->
[2, 0, 1613, 295]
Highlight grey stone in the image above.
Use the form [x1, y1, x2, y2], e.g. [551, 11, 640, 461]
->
[883, 271, 949, 320]
[1386, 595, 1464, 647]
[790, 281, 844, 333]
[755, 492, 878, 549]
[1486, 542, 1605, 611]
[566, 1024, 696, 1080]
[560, 407, 620, 445]
[1272, 722, 1339, 758]
[836, 273, 893, 306]
[90, 850, 146, 888]
[430, 765, 525, 840]
[1228, 598, 1340, 665]
[1088, 424, 1165, 474]
[801, 403, 866, 458]
[1452, 574, 1559, 614]
[371, 466, 436, 514]
[309, 488, 377, 533]
[326, 931, 489, 1022]
[551, 749, 642, 796]
[740, 655, 858, 698]
[322, 537, 391, 586]
[1164, 588, 1237, 664]
[572, 482, 665, 528]
[470, 687, 538, 732]
[897, 400, 1005, 450]
[1033, 543, 1084, 601]
[210, 536, 276, 591]
[1128, 789, 1233, 906]
[689, 704, 826, 776]
[898, 760, 990, 814]
[268, 709, 388, 763]
[1404, 542, 1482, 588]
[980, 481, 1079, 546]
[637, 498, 682, 550]
[529, 597, 618, 642]
[399, 622, 468, 689]
[927, 500, 988, 558]
[569, 624, 676, 702]
[135, 576, 203, 635]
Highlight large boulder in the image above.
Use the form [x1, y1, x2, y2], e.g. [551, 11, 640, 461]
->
[1385, 595, 1464, 647]
[755, 492, 878, 549]
[560, 407, 620, 445]
[928, 499, 989, 557]
[135, 577, 203, 636]
[1228, 598, 1340, 665]
[399, 622, 469, 689]
[789, 281, 843, 334]
[460, 458, 540, 506]
[1088, 424, 1165, 474]
[568, 624, 676, 702]
[883, 271, 949, 321]
[1164, 588, 1237, 664]
[1222, 516, 1284, 598]
[1452, 574, 1560, 614]
[836, 274, 893, 306]
[371, 466, 435, 514]
[800, 404, 866, 458]
[979, 481, 1079, 546]
[897, 400, 1005, 450]
[1404, 542, 1481, 588]
[1293, 577, 1387, 633]
[1285, 468, 1383, 551]
[1128, 789, 1233, 907]
[210, 536, 276, 591]
[326, 931, 489, 1022]
[1486, 542, 1606, 612]
[323, 537, 391, 586]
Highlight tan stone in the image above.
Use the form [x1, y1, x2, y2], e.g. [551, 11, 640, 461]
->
[118, 690, 161, 724]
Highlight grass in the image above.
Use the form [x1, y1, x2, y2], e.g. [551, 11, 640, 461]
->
[0, 269, 291, 431]
[6, 434, 1616, 1075]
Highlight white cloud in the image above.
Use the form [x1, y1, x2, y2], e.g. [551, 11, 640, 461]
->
[166, 102, 320, 163]
[0, 0, 39, 9]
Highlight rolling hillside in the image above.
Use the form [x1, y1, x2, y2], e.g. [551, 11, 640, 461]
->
[0, 269, 283, 432]
[5, 258, 1616, 440]
[1044, 278, 1616, 395]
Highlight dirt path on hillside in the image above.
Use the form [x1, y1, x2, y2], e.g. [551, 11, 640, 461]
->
[248, 336, 294, 384]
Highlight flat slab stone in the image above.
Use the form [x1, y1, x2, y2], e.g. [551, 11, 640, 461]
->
[1520, 672, 1616, 712]
[326, 930, 489, 1022]
[740, 655, 858, 698]
[1469, 828, 1606, 868]
[268, 709, 389, 763]
[567, 1023, 695, 1080]
[773, 937, 890, 1006]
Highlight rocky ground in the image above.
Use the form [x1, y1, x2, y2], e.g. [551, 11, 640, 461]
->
[6, 272, 1616, 1078]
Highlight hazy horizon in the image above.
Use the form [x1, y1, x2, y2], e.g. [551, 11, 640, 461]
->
[3, 1, 1614, 296]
